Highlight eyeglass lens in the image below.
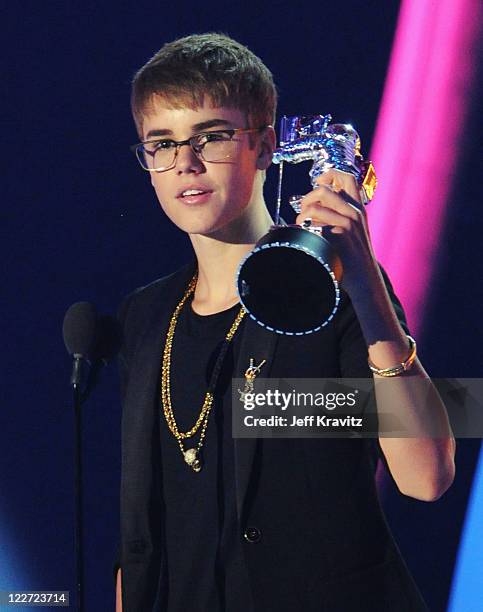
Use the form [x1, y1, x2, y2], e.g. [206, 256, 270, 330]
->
[138, 132, 239, 171]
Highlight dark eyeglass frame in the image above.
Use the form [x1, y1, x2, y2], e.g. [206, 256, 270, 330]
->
[130, 126, 270, 172]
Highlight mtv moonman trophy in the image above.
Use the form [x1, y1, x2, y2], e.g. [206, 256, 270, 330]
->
[236, 114, 377, 335]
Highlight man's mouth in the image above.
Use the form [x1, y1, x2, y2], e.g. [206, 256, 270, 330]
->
[177, 186, 214, 204]
[180, 189, 209, 197]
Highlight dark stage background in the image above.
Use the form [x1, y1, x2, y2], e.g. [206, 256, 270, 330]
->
[3, 2, 482, 611]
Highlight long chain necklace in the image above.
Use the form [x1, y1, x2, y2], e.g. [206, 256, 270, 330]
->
[161, 273, 246, 472]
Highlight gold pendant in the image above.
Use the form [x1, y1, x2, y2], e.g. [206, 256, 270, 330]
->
[184, 448, 202, 472]
[238, 358, 266, 402]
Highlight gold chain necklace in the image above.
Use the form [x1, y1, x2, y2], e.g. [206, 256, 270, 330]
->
[161, 273, 246, 472]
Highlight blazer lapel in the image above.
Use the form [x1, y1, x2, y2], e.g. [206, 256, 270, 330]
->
[232, 317, 280, 522]
[126, 261, 197, 422]
[121, 262, 199, 610]
[122, 261, 196, 538]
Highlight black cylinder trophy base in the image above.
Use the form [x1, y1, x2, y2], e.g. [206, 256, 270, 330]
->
[237, 225, 343, 335]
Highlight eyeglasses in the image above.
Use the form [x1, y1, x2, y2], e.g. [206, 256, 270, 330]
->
[130, 126, 269, 172]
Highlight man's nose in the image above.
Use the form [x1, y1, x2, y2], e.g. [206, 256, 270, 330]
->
[175, 143, 205, 174]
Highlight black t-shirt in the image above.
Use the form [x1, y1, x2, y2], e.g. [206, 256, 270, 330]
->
[158, 298, 254, 612]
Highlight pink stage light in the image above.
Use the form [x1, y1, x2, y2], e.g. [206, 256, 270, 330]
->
[368, 0, 481, 335]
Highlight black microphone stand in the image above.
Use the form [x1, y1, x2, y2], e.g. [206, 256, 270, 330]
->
[64, 309, 120, 612]
[71, 355, 85, 612]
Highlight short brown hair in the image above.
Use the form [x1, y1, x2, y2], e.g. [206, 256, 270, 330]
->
[131, 33, 277, 137]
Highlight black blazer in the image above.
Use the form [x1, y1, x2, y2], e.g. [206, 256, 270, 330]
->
[116, 261, 428, 611]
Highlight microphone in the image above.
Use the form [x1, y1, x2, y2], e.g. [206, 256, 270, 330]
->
[63, 302, 98, 387]
[62, 302, 122, 612]
[62, 301, 98, 612]
[63, 302, 122, 393]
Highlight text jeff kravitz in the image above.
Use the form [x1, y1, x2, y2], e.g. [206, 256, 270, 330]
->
[243, 415, 363, 428]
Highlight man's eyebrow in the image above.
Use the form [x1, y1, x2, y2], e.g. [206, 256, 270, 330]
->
[144, 119, 234, 140]
[192, 119, 234, 132]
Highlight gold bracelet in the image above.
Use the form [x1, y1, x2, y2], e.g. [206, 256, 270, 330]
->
[368, 335, 417, 377]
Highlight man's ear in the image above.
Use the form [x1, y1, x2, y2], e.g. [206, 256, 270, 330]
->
[256, 126, 276, 171]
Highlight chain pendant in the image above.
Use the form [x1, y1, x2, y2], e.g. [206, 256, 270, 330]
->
[162, 274, 246, 473]
[184, 448, 202, 472]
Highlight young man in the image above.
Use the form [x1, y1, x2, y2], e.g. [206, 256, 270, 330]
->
[114, 33, 455, 611]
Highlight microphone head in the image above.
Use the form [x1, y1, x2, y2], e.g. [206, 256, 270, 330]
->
[63, 302, 98, 358]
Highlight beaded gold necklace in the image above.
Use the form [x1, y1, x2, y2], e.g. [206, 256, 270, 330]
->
[161, 274, 246, 472]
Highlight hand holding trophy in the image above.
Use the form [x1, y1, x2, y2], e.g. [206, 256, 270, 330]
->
[236, 114, 377, 335]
